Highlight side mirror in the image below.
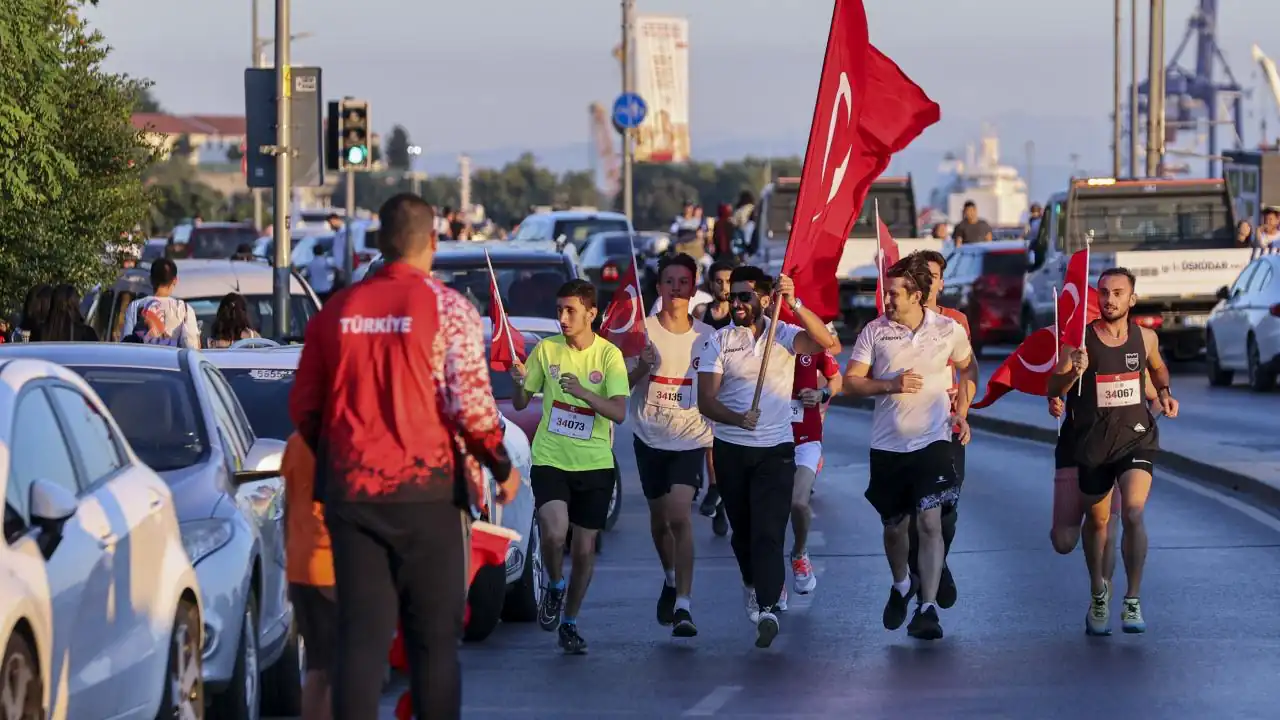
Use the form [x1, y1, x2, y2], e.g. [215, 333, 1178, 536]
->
[554, 234, 568, 252]
[234, 437, 287, 485]
[1216, 285, 1230, 301]
[29, 478, 78, 525]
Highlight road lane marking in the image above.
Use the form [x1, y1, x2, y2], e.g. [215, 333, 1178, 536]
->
[1163, 474, 1280, 534]
[683, 686, 742, 716]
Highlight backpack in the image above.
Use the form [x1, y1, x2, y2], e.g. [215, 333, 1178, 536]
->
[139, 298, 194, 348]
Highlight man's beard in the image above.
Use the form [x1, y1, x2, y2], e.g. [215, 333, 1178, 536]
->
[1100, 306, 1128, 322]
[732, 306, 757, 326]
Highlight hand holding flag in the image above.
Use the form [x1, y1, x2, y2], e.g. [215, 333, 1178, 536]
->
[598, 258, 648, 357]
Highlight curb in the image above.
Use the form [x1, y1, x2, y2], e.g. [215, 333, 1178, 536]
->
[829, 395, 1280, 510]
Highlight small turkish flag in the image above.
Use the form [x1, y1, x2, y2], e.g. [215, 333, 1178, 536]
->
[598, 260, 647, 357]
[970, 327, 1059, 409]
[488, 272, 526, 372]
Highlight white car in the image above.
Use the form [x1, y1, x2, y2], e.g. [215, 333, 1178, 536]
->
[204, 342, 538, 642]
[1206, 254, 1280, 391]
[0, 357, 203, 718]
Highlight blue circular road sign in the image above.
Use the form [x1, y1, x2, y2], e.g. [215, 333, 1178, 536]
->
[612, 93, 648, 130]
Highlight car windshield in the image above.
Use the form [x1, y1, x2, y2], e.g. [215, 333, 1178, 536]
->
[433, 260, 570, 319]
[69, 366, 207, 473]
[767, 187, 915, 239]
[983, 251, 1028, 276]
[185, 294, 317, 341]
[602, 235, 635, 256]
[554, 218, 629, 249]
[188, 227, 259, 259]
[1068, 193, 1234, 250]
[220, 368, 296, 440]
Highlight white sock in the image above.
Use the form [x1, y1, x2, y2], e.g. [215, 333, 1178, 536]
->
[920, 601, 937, 613]
[892, 577, 911, 596]
[675, 596, 691, 612]
[664, 569, 676, 587]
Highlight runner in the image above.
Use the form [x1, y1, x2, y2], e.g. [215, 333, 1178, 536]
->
[692, 261, 733, 533]
[511, 279, 629, 654]
[696, 266, 839, 648]
[627, 253, 715, 637]
[788, 346, 841, 594]
[1048, 267, 1179, 636]
[843, 258, 977, 641]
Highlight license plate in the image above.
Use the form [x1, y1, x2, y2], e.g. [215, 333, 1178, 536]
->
[1182, 314, 1208, 328]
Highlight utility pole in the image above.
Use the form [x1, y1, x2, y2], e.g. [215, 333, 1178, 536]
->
[1146, 0, 1165, 177]
[271, 0, 292, 333]
[1129, 0, 1140, 177]
[251, 0, 264, 230]
[343, 170, 355, 283]
[1112, 0, 1122, 178]
[621, 0, 634, 223]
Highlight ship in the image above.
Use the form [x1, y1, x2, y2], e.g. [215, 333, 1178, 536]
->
[926, 125, 1031, 232]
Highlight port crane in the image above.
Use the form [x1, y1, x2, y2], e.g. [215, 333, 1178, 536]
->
[1254, 44, 1280, 148]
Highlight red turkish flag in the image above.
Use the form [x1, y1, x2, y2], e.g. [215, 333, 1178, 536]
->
[874, 216, 900, 315]
[782, 2, 940, 322]
[598, 260, 647, 357]
[970, 327, 1060, 409]
[488, 272, 526, 372]
[1057, 249, 1099, 348]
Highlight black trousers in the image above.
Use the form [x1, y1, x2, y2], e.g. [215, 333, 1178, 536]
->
[908, 435, 964, 573]
[712, 439, 795, 610]
[326, 501, 469, 720]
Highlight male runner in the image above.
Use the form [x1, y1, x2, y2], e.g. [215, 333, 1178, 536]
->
[1048, 267, 1179, 636]
[512, 279, 630, 654]
[788, 347, 841, 594]
[692, 260, 733, 533]
[627, 253, 715, 637]
[843, 258, 977, 641]
[696, 266, 839, 648]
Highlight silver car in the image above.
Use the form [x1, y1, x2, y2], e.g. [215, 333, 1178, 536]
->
[0, 343, 300, 719]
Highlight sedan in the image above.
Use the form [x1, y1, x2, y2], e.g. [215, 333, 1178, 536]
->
[1206, 254, 1280, 391]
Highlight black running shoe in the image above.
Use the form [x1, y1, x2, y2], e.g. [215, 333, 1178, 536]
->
[712, 504, 729, 537]
[657, 583, 677, 626]
[907, 605, 944, 640]
[699, 486, 720, 518]
[882, 579, 916, 630]
[672, 608, 697, 637]
[558, 623, 588, 654]
[755, 610, 779, 648]
[937, 565, 957, 609]
[539, 585, 565, 632]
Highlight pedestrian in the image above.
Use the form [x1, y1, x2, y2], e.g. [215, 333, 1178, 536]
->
[951, 200, 993, 246]
[289, 194, 518, 720]
[206, 293, 261, 348]
[510, 278, 629, 654]
[11, 284, 52, 342]
[695, 265, 839, 648]
[842, 257, 977, 641]
[787, 341, 841, 595]
[710, 203, 736, 262]
[122, 258, 200, 347]
[32, 284, 98, 342]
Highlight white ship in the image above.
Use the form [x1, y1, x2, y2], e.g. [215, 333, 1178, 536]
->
[927, 125, 1030, 228]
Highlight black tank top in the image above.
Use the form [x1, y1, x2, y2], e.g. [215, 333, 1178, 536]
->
[702, 303, 731, 330]
[1068, 321, 1158, 466]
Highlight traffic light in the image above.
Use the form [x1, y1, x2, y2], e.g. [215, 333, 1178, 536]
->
[326, 98, 372, 172]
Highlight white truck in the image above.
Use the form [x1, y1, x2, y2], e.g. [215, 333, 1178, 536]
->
[1024, 177, 1249, 360]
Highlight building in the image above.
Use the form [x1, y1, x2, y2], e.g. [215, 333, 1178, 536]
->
[1223, 149, 1280, 227]
[131, 113, 247, 166]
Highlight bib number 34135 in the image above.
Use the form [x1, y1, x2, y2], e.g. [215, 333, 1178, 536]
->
[647, 375, 694, 411]
[549, 400, 595, 440]
[1096, 372, 1140, 408]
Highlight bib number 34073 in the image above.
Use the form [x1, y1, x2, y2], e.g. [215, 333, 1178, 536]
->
[549, 401, 595, 440]
[1096, 372, 1140, 408]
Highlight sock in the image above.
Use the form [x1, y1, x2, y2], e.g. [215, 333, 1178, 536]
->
[562, 616, 576, 626]
[551, 578, 566, 591]
[664, 569, 676, 587]
[675, 596, 691, 612]
[920, 601, 937, 613]
[892, 577, 911, 596]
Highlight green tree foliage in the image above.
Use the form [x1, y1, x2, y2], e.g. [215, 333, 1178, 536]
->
[145, 157, 228, 234]
[0, 0, 156, 313]
[385, 125, 412, 171]
[131, 84, 162, 113]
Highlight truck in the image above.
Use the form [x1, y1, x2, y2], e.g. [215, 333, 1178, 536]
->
[1023, 177, 1249, 360]
[752, 175, 941, 337]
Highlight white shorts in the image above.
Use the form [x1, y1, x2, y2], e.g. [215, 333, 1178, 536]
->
[795, 441, 823, 473]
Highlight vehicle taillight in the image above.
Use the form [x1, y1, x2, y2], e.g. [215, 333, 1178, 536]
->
[602, 262, 619, 282]
[1135, 315, 1163, 329]
[1270, 304, 1280, 318]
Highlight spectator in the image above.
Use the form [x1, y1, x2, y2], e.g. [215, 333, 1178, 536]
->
[710, 203, 735, 262]
[1259, 207, 1280, 256]
[232, 243, 256, 261]
[951, 200, 993, 246]
[33, 284, 98, 342]
[11, 284, 52, 342]
[121, 258, 200, 347]
[207, 293, 262, 348]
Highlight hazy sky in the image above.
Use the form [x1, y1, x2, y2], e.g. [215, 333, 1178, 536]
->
[88, 0, 1280, 182]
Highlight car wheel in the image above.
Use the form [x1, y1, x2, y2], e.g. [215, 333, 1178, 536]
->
[462, 562, 507, 643]
[154, 597, 203, 720]
[1, 628, 43, 720]
[210, 593, 260, 720]
[1247, 335, 1276, 392]
[502, 518, 542, 623]
[1205, 331, 1233, 387]
[258, 614, 302, 716]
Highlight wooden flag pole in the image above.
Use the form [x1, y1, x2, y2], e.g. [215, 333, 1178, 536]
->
[750, 289, 785, 413]
[1053, 284, 1062, 436]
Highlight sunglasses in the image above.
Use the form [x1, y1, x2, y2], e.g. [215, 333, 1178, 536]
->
[730, 291, 759, 303]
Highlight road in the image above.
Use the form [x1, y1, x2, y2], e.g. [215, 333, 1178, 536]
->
[327, 406, 1280, 719]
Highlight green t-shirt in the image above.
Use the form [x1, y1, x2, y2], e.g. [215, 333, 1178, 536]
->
[523, 334, 629, 471]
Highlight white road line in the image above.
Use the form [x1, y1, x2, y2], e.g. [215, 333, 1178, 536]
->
[683, 686, 743, 716]
[1163, 474, 1280, 534]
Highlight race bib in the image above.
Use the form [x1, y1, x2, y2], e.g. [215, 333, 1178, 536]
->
[1096, 372, 1140, 408]
[790, 398, 805, 423]
[647, 375, 694, 411]
[549, 401, 595, 440]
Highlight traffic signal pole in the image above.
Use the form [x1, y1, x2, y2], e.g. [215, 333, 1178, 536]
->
[272, 0, 292, 334]
[344, 170, 355, 284]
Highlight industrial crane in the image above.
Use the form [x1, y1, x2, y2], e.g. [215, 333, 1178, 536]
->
[1254, 45, 1280, 126]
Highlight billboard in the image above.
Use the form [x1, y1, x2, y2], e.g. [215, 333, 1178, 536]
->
[634, 15, 690, 164]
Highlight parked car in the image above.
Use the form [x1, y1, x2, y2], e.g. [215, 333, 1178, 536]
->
[938, 240, 1028, 354]
[579, 231, 669, 310]
[510, 209, 632, 250]
[169, 222, 260, 260]
[204, 342, 540, 643]
[0, 343, 300, 719]
[1206, 254, 1280, 391]
[0, 355, 204, 718]
[82, 258, 323, 343]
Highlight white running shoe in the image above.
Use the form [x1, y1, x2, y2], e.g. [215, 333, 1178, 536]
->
[776, 587, 789, 612]
[792, 552, 817, 594]
[1086, 580, 1112, 636]
[744, 587, 760, 624]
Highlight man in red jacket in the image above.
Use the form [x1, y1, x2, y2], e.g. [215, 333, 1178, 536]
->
[290, 194, 520, 720]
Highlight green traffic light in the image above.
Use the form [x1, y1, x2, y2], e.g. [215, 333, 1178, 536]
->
[346, 146, 367, 165]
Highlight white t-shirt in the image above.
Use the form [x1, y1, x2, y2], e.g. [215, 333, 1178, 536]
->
[849, 310, 972, 453]
[697, 318, 800, 448]
[651, 291, 713, 316]
[122, 296, 201, 348]
[627, 316, 715, 451]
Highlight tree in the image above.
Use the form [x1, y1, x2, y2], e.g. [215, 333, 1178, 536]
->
[131, 84, 162, 113]
[171, 133, 193, 158]
[226, 144, 244, 162]
[386, 124, 412, 171]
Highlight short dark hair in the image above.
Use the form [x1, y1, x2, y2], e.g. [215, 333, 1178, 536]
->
[729, 265, 773, 295]
[378, 194, 436, 261]
[963, 200, 977, 209]
[911, 249, 947, 272]
[327, 213, 341, 223]
[556, 279, 597, 310]
[708, 260, 734, 279]
[1262, 206, 1280, 217]
[886, 256, 932, 298]
[1099, 267, 1136, 289]
[658, 253, 698, 281]
[150, 258, 177, 288]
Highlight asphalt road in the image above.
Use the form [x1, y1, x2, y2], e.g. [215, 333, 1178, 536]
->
[315, 406, 1280, 719]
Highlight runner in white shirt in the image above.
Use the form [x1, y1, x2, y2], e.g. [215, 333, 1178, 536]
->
[696, 265, 840, 649]
[843, 258, 977, 641]
[627, 253, 715, 638]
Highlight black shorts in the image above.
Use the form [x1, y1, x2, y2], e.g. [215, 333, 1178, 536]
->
[289, 583, 336, 673]
[633, 436, 704, 500]
[867, 440, 960, 526]
[951, 433, 966, 487]
[530, 465, 614, 530]
[1078, 450, 1156, 496]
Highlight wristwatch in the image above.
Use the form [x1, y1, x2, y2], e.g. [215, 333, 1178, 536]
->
[820, 387, 832, 403]
[789, 297, 803, 311]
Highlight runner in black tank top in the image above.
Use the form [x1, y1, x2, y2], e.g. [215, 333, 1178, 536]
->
[1047, 267, 1180, 638]
[701, 303, 731, 329]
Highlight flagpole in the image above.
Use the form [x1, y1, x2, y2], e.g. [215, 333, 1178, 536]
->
[1053, 284, 1061, 437]
[628, 231, 649, 343]
[485, 249, 515, 360]
[875, 199, 885, 310]
[1078, 240, 1090, 397]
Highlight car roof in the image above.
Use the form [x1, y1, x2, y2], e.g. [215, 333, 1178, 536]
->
[190, 222, 255, 230]
[0, 342, 187, 370]
[434, 244, 568, 263]
[203, 346, 302, 370]
[956, 240, 1028, 253]
[531, 210, 628, 221]
[111, 259, 311, 297]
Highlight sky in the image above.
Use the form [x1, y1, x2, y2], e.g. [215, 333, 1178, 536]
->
[87, 0, 1280, 199]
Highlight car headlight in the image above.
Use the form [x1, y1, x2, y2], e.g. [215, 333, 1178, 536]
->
[180, 518, 234, 566]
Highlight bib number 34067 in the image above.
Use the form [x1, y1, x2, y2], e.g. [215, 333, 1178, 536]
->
[1096, 372, 1140, 408]
[549, 401, 595, 440]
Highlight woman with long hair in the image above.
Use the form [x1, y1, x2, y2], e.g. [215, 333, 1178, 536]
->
[12, 284, 53, 342]
[33, 284, 98, 342]
[207, 292, 260, 348]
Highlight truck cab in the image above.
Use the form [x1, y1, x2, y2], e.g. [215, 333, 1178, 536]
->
[1024, 177, 1250, 360]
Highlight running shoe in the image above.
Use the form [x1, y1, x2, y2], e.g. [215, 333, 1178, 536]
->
[1085, 580, 1112, 636]
[882, 578, 916, 630]
[539, 584, 566, 632]
[558, 623, 588, 654]
[699, 486, 720, 518]
[657, 583, 676, 626]
[937, 564, 957, 609]
[743, 587, 760, 624]
[792, 552, 817, 594]
[755, 610, 779, 648]
[1121, 597, 1146, 634]
[776, 587, 789, 612]
[672, 608, 697, 637]
[712, 505, 729, 537]
[907, 605, 943, 640]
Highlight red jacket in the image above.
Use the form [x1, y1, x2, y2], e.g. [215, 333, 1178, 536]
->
[289, 262, 509, 505]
